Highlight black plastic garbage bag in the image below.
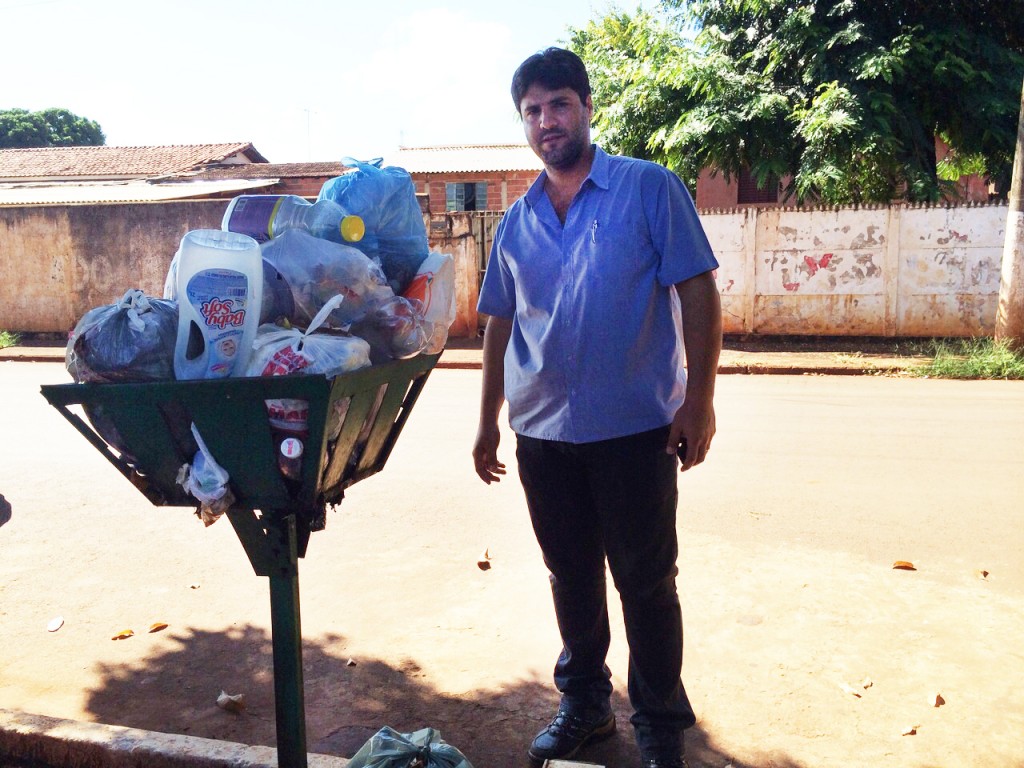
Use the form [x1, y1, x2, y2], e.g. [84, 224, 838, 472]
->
[66, 288, 177, 383]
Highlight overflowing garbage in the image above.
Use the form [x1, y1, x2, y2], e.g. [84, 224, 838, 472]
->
[64, 159, 455, 524]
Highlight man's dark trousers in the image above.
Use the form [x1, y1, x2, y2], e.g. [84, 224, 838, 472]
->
[516, 425, 696, 752]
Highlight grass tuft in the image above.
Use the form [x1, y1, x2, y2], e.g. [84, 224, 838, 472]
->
[909, 337, 1024, 380]
[0, 330, 21, 349]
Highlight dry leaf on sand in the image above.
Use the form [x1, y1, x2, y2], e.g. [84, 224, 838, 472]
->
[892, 560, 917, 571]
[477, 549, 492, 571]
[111, 629, 135, 640]
[216, 690, 246, 713]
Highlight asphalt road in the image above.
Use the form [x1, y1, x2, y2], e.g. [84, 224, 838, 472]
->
[1, 361, 1022, 767]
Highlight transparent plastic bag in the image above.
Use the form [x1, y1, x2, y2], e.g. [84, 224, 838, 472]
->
[349, 295, 429, 361]
[346, 726, 474, 768]
[177, 424, 235, 526]
[401, 252, 456, 354]
[318, 158, 429, 294]
[259, 229, 393, 329]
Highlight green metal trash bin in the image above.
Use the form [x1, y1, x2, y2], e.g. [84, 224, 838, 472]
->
[40, 352, 440, 768]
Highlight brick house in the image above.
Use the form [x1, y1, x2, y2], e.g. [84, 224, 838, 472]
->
[0, 143, 354, 205]
[694, 137, 994, 208]
[388, 144, 543, 214]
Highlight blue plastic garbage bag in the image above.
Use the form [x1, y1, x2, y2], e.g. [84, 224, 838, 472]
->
[346, 726, 474, 768]
[318, 158, 429, 294]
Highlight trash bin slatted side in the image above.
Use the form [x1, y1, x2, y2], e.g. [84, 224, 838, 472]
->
[42, 354, 440, 518]
[318, 388, 381, 502]
[317, 355, 440, 501]
[352, 378, 414, 477]
[348, 366, 433, 486]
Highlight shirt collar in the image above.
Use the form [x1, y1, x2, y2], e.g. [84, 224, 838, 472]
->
[524, 144, 609, 209]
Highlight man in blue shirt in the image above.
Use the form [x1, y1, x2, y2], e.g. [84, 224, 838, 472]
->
[472, 47, 721, 768]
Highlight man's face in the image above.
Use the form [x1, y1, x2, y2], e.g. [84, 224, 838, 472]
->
[519, 84, 593, 171]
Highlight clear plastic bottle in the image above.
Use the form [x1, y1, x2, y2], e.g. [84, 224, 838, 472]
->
[222, 194, 365, 245]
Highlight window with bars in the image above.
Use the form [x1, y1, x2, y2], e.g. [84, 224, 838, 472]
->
[446, 182, 488, 211]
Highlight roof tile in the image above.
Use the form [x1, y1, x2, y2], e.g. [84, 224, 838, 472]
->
[0, 143, 267, 179]
[389, 144, 542, 174]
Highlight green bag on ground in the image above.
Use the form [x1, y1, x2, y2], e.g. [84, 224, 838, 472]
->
[346, 726, 474, 768]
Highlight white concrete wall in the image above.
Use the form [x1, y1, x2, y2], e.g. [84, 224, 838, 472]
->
[0, 202, 1010, 338]
[702, 202, 1007, 335]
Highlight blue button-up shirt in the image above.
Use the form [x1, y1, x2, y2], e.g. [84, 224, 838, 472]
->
[478, 146, 718, 443]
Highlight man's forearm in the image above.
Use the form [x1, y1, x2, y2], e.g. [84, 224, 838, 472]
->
[676, 271, 723, 401]
[479, 315, 513, 425]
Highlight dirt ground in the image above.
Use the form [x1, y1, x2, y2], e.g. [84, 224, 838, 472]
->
[2, 362, 1023, 767]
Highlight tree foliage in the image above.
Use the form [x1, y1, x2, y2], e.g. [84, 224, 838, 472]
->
[0, 108, 105, 149]
[570, 0, 1024, 203]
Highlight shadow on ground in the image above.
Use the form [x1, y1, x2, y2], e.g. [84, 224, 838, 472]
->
[0, 494, 12, 528]
[80, 623, 805, 768]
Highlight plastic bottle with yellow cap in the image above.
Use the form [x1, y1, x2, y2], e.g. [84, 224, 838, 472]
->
[222, 194, 365, 246]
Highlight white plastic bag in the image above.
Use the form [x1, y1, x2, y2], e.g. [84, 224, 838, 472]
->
[245, 295, 372, 379]
[177, 424, 235, 526]
[346, 726, 474, 768]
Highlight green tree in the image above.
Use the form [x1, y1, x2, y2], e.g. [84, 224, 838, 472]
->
[0, 107, 105, 149]
[570, 0, 1024, 204]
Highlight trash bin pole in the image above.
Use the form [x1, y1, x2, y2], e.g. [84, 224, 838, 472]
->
[267, 512, 309, 768]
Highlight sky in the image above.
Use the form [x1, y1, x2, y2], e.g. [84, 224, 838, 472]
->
[1, 0, 654, 164]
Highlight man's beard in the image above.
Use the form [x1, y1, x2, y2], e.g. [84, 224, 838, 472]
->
[536, 128, 588, 170]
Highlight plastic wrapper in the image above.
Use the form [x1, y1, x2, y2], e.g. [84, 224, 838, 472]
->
[177, 423, 235, 526]
[401, 252, 456, 354]
[318, 158, 429, 293]
[259, 229, 394, 328]
[347, 726, 474, 768]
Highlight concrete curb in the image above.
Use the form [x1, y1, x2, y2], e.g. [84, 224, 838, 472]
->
[0, 346, 919, 377]
[0, 709, 348, 768]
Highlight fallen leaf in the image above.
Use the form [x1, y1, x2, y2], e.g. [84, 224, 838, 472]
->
[346, 658, 357, 667]
[892, 560, 917, 571]
[840, 682, 862, 698]
[148, 622, 168, 633]
[189, 584, 201, 590]
[861, 677, 874, 690]
[477, 548, 492, 571]
[975, 569, 990, 580]
[932, 693, 945, 708]
[111, 629, 135, 641]
[47, 616, 64, 633]
[216, 690, 246, 713]
[901, 725, 919, 736]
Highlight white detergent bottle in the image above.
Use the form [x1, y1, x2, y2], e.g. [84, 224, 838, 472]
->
[174, 229, 263, 379]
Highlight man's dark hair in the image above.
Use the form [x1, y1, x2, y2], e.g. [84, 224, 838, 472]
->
[511, 47, 591, 112]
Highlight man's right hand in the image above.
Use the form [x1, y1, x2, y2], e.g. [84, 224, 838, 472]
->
[473, 422, 506, 484]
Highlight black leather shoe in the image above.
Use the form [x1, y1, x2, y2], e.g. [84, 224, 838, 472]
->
[641, 757, 689, 768]
[527, 709, 616, 762]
